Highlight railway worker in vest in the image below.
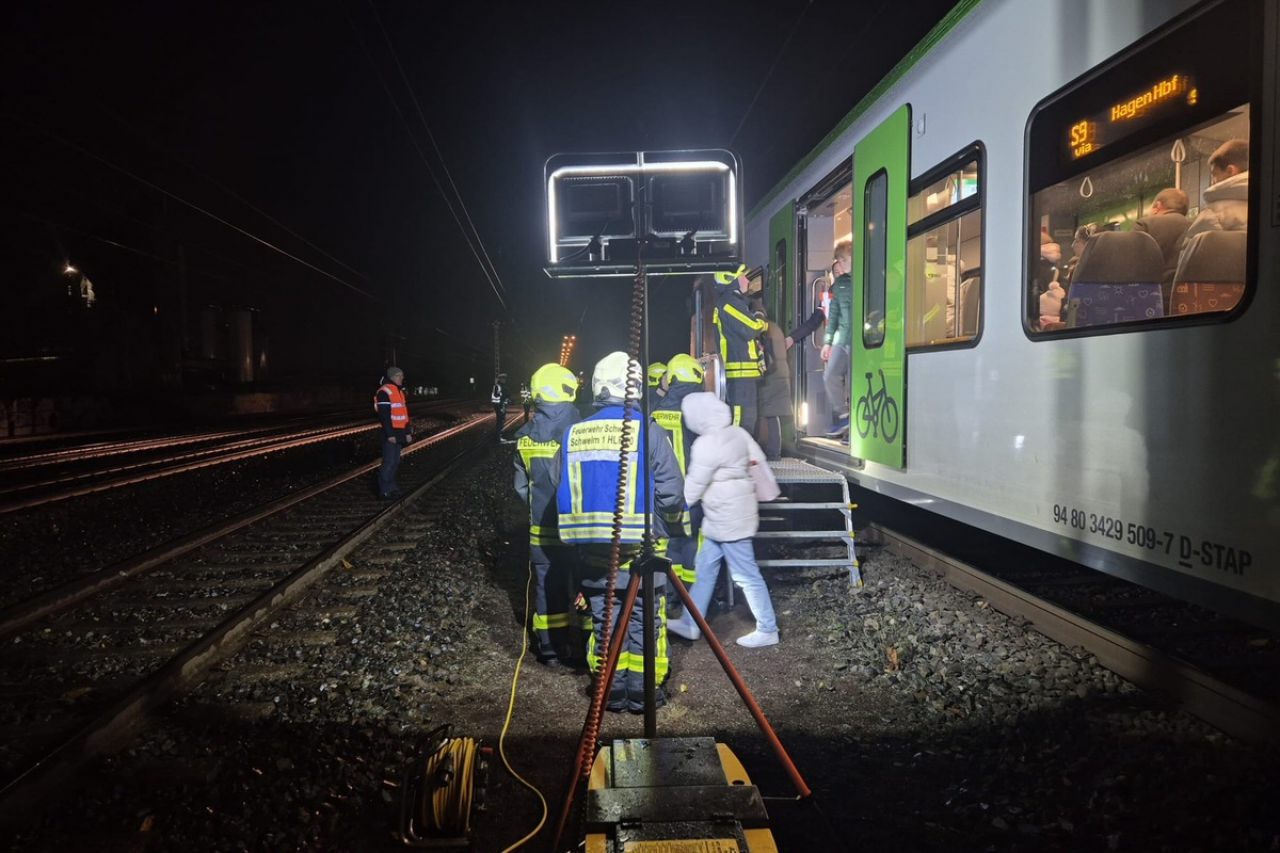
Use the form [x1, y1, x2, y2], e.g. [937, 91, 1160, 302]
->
[491, 373, 510, 441]
[712, 265, 767, 430]
[556, 351, 685, 712]
[646, 361, 667, 410]
[652, 354, 706, 590]
[374, 366, 412, 499]
[820, 241, 854, 438]
[513, 364, 582, 667]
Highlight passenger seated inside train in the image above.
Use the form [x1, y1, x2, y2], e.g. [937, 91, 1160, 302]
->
[1134, 187, 1190, 286]
[1029, 109, 1250, 332]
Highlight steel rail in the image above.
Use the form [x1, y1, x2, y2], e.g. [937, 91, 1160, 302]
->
[0, 421, 376, 495]
[871, 524, 1280, 746]
[0, 423, 298, 472]
[0, 414, 512, 824]
[0, 400, 475, 514]
[0, 414, 489, 639]
[0, 398, 465, 472]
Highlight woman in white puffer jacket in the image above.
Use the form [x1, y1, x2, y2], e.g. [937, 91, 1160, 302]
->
[666, 392, 779, 648]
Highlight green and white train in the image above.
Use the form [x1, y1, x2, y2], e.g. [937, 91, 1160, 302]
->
[737, 0, 1278, 628]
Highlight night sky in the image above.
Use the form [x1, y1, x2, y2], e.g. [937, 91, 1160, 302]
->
[2, 0, 957, 392]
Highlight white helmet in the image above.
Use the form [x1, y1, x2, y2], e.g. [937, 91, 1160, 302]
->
[591, 351, 642, 402]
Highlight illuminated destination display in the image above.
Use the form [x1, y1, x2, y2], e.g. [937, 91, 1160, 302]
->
[1068, 74, 1198, 160]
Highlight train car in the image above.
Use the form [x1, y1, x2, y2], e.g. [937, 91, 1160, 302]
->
[730, 0, 1279, 629]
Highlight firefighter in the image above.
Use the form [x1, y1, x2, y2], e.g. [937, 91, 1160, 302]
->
[646, 361, 667, 409]
[513, 364, 581, 666]
[373, 366, 412, 499]
[651, 354, 705, 589]
[556, 352, 684, 712]
[712, 265, 767, 429]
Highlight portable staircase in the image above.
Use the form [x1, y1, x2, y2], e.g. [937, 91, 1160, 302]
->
[753, 457, 861, 587]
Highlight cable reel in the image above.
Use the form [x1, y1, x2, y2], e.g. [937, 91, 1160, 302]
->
[399, 724, 491, 848]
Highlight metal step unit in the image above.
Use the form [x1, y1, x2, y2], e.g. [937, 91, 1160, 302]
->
[755, 457, 861, 587]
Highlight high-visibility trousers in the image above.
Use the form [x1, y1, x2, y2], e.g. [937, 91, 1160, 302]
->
[530, 543, 577, 662]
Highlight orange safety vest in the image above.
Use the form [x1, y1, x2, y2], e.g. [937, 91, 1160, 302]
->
[374, 383, 409, 429]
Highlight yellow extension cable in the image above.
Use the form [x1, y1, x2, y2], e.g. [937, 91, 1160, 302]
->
[498, 559, 549, 852]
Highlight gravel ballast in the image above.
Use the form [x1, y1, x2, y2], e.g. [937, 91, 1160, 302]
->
[7, 448, 1278, 851]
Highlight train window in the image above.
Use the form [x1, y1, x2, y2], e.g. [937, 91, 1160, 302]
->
[1025, 0, 1257, 336]
[906, 150, 982, 348]
[863, 170, 888, 348]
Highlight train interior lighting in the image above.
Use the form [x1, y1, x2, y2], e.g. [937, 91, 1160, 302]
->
[906, 153, 982, 347]
[1030, 106, 1251, 333]
[796, 177, 852, 440]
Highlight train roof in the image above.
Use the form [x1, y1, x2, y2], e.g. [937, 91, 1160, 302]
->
[747, 0, 982, 223]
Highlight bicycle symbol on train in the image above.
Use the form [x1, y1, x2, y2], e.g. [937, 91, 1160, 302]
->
[854, 368, 899, 444]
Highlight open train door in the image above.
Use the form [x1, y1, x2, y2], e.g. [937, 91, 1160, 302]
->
[768, 203, 796, 337]
[850, 104, 910, 468]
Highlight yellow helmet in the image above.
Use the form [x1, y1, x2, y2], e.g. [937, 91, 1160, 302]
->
[530, 363, 578, 403]
[712, 263, 747, 285]
[663, 353, 704, 386]
[647, 362, 667, 388]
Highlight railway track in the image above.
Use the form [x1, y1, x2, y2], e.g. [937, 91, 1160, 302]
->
[870, 524, 1280, 746]
[0, 411, 516, 824]
[0, 399, 466, 515]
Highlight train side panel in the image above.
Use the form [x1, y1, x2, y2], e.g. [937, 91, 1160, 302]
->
[745, 0, 1280, 627]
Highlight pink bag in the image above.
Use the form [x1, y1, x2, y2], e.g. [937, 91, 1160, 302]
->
[749, 458, 780, 502]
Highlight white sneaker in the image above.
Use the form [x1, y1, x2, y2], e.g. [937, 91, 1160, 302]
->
[735, 630, 779, 648]
[666, 615, 701, 641]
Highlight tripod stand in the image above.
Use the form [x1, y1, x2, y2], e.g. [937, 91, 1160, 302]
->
[551, 239, 810, 851]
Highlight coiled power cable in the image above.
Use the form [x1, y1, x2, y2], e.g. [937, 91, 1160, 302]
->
[552, 254, 650, 850]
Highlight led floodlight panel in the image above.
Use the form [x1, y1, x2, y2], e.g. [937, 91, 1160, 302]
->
[544, 149, 742, 278]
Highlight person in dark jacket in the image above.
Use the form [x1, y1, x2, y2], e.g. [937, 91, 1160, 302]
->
[786, 307, 825, 351]
[555, 351, 685, 712]
[1134, 187, 1191, 286]
[711, 265, 767, 430]
[751, 298, 791, 460]
[374, 367, 412, 499]
[491, 373, 510, 440]
[514, 364, 582, 666]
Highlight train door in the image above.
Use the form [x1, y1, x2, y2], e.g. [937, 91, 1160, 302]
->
[851, 104, 910, 468]
[794, 163, 853, 438]
[768, 204, 794, 339]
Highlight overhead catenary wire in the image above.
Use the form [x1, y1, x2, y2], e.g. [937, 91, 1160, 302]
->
[342, 2, 508, 312]
[11, 164, 324, 288]
[1, 114, 384, 304]
[729, 0, 814, 145]
[9, 208, 254, 289]
[96, 106, 373, 284]
[364, 0, 508, 302]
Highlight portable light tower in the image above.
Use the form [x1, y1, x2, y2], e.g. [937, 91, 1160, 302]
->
[543, 150, 805, 852]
